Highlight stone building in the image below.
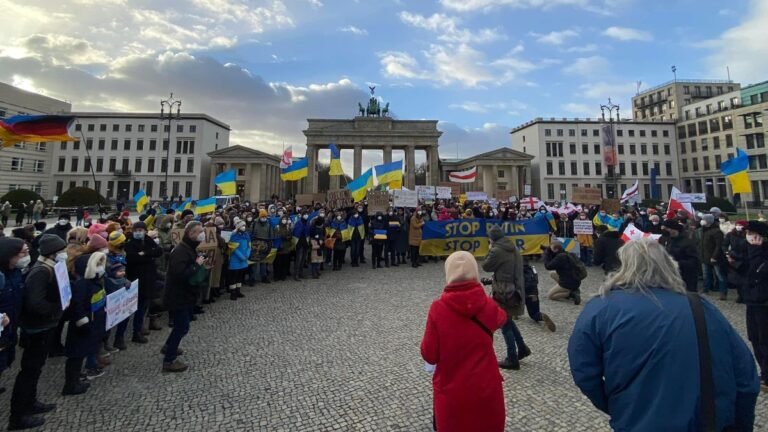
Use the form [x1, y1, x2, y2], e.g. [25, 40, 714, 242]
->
[207, 145, 285, 202]
[440, 148, 533, 198]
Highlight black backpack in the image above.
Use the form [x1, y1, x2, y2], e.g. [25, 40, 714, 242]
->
[568, 253, 588, 280]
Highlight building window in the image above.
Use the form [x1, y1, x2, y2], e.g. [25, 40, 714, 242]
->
[690, 140, 697, 152]
[595, 162, 602, 176]
[698, 121, 708, 135]
[682, 159, 688, 172]
[569, 143, 576, 154]
[96, 158, 103, 172]
[84, 157, 91, 172]
[186, 158, 194, 173]
[593, 129, 599, 137]
[665, 162, 672, 176]
[546, 142, 551, 157]
[121, 158, 129, 172]
[651, 130, 657, 138]
[628, 130, 635, 137]
[631, 162, 637, 176]
[176, 140, 182, 154]
[692, 158, 699, 171]
[189, 125, 197, 133]
[545, 129, 551, 137]
[617, 144, 624, 155]
[662, 130, 669, 138]
[619, 162, 626, 175]
[10, 158, 23, 171]
[581, 129, 587, 137]
[100, 124, 107, 132]
[583, 162, 590, 176]
[725, 134, 733, 148]
[163, 139, 169, 151]
[629, 144, 636, 155]
[146, 181, 153, 197]
[651, 144, 658, 155]
[617, 129, 623, 137]
[715, 155, 722, 170]
[69, 181, 76, 190]
[151, 124, 158, 133]
[161, 158, 168, 172]
[582, 143, 588, 154]
[570, 161, 577, 175]
[722, 115, 733, 130]
[70, 157, 78, 172]
[135, 158, 142, 173]
[678, 126, 686, 139]
[185, 181, 193, 197]
[97, 139, 104, 150]
[547, 183, 555, 200]
[172, 181, 179, 197]
[640, 144, 647, 155]
[137, 139, 144, 151]
[662, 144, 670, 156]
[112, 124, 119, 132]
[124, 139, 131, 151]
[639, 130, 646, 137]
[148, 158, 155, 173]
[111, 139, 118, 150]
[58, 157, 65, 172]
[497, 170, 505, 178]
[642, 162, 649, 176]
[703, 156, 711, 171]
[109, 158, 116, 172]
[174, 158, 181, 173]
[73, 141, 80, 150]
[106, 181, 114, 198]
[150, 140, 157, 151]
[56, 181, 63, 196]
[558, 161, 565, 175]
[713, 136, 720, 150]
[177, 124, 184, 133]
[138, 124, 145, 132]
[36, 142, 47, 152]
[594, 144, 600, 154]
[164, 125, 170, 133]
[546, 162, 553, 175]
[87, 124, 95, 132]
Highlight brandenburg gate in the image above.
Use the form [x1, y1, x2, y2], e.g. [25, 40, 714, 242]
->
[302, 87, 442, 192]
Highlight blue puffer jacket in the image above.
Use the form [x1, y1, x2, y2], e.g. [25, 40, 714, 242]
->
[568, 288, 759, 432]
[228, 230, 251, 270]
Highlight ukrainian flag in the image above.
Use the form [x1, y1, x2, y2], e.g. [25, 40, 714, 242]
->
[329, 144, 344, 176]
[194, 197, 216, 215]
[374, 160, 403, 189]
[281, 158, 308, 181]
[215, 169, 237, 195]
[179, 198, 193, 211]
[133, 189, 149, 214]
[347, 168, 373, 202]
[0, 115, 78, 146]
[721, 148, 752, 194]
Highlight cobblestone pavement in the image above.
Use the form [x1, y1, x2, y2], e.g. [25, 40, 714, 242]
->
[0, 257, 765, 431]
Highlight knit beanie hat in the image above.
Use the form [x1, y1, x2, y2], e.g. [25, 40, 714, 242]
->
[88, 223, 107, 239]
[235, 220, 247, 231]
[108, 231, 126, 247]
[133, 221, 147, 231]
[181, 209, 194, 219]
[38, 234, 66, 256]
[709, 207, 722, 218]
[87, 233, 108, 251]
[701, 214, 715, 226]
[259, 209, 268, 218]
[489, 225, 504, 241]
[444, 251, 479, 284]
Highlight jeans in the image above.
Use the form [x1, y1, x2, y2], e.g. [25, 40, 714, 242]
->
[11, 328, 54, 420]
[372, 243, 385, 267]
[294, 245, 308, 278]
[386, 235, 399, 264]
[580, 247, 593, 266]
[702, 263, 727, 294]
[311, 263, 320, 277]
[85, 354, 97, 370]
[350, 238, 363, 265]
[501, 320, 524, 362]
[163, 306, 192, 363]
[525, 293, 543, 322]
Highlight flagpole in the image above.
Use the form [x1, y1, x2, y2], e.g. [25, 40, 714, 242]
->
[744, 197, 750, 220]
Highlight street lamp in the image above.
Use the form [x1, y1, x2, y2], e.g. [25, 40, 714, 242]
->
[600, 98, 620, 199]
[160, 93, 181, 203]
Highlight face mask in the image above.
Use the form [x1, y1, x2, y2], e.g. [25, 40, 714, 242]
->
[319, 213, 325, 218]
[15, 255, 31, 269]
[388, 212, 393, 216]
[540, 210, 546, 214]
[196, 232, 206, 242]
[259, 218, 267, 223]
[166, 223, 172, 229]
[281, 219, 287, 225]
[239, 226, 247, 232]
[56, 252, 68, 263]
[302, 215, 309, 220]
[336, 216, 342, 221]
[58, 219, 68, 226]
[133, 232, 145, 240]
[735, 226, 744, 232]
[353, 214, 358, 218]
[652, 221, 659, 225]
[700, 220, 707, 227]
[278, 211, 284, 217]
[247, 217, 253, 222]
[640, 212, 646, 215]
[377, 216, 382, 220]
[719, 219, 726, 224]
[600, 212, 606, 217]
[746, 233, 762, 245]
[417, 211, 423, 216]
[84, 223, 91, 228]
[154, 238, 161, 245]
[99, 248, 109, 254]
[579, 216, 586, 220]
[95, 266, 106, 278]
[357, 208, 363, 212]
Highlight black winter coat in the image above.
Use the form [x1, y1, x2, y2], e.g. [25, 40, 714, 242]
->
[593, 231, 623, 273]
[19, 261, 63, 331]
[723, 232, 749, 287]
[544, 249, 581, 290]
[65, 271, 106, 358]
[164, 237, 202, 310]
[125, 237, 163, 301]
[700, 224, 725, 264]
[742, 243, 768, 306]
[663, 235, 700, 292]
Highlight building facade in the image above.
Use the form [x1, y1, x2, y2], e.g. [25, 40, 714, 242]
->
[511, 118, 679, 202]
[0, 82, 72, 197]
[631, 79, 740, 122]
[55, 112, 230, 202]
[207, 145, 284, 202]
[440, 148, 533, 198]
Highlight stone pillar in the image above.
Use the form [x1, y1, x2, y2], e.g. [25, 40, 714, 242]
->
[306, 145, 318, 193]
[383, 145, 392, 164]
[405, 146, 416, 189]
[353, 145, 363, 179]
[483, 165, 495, 196]
[209, 164, 217, 198]
[428, 146, 440, 186]
[509, 165, 519, 197]
[330, 173, 340, 190]
[244, 163, 253, 201]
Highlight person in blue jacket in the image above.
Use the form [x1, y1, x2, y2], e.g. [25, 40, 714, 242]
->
[0, 238, 29, 395]
[227, 220, 251, 301]
[568, 239, 759, 432]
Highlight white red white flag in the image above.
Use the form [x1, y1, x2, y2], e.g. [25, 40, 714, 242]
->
[620, 222, 662, 243]
[448, 166, 477, 183]
[280, 146, 293, 169]
[669, 186, 694, 217]
[621, 180, 639, 203]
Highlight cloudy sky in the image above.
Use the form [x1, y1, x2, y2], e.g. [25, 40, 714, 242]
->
[0, 0, 765, 170]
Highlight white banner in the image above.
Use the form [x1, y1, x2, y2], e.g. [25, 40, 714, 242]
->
[435, 186, 453, 199]
[466, 191, 488, 201]
[54, 261, 71, 310]
[676, 193, 706, 203]
[392, 190, 418, 208]
[573, 219, 594, 235]
[105, 280, 139, 330]
[416, 185, 436, 201]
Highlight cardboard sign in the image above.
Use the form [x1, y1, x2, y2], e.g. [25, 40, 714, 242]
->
[220, 230, 233, 243]
[197, 226, 219, 251]
[105, 280, 139, 330]
[439, 182, 461, 197]
[326, 189, 353, 209]
[572, 187, 603, 205]
[573, 219, 594, 235]
[676, 193, 706, 203]
[436, 186, 453, 199]
[600, 198, 621, 214]
[296, 193, 326, 207]
[416, 185, 436, 201]
[466, 191, 487, 202]
[54, 261, 71, 310]
[392, 190, 418, 208]
[496, 190, 513, 202]
[367, 191, 390, 213]
[170, 228, 185, 246]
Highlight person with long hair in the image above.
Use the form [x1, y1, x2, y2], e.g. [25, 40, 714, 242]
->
[568, 239, 759, 431]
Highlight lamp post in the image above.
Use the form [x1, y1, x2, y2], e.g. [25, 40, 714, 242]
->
[600, 98, 620, 199]
[160, 93, 181, 204]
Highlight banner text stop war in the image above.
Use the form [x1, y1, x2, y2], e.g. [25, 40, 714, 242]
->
[419, 217, 551, 257]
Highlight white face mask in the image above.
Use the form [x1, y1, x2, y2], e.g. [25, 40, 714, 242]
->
[154, 238, 161, 245]
[278, 211, 284, 217]
[15, 255, 31, 269]
[133, 232, 145, 240]
[58, 219, 68, 226]
[700, 220, 707, 227]
[56, 251, 68, 263]
[196, 232, 206, 242]
[95, 266, 106, 278]
[302, 215, 309, 220]
[247, 217, 253, 222]
[239, 226, 247, 232]
[417, 211, 423, 216]
[336, 216, 342, 221]
[377, 216, 382, 220]
[319, 213, 325, 218]
[735, 226, 744, 232]
[260, 218, 267, 223]
[746, 233, 762, 245]
[99, 248, 109, 254]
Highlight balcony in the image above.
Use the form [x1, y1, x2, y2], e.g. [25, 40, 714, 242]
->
[113, 169, 132, 177]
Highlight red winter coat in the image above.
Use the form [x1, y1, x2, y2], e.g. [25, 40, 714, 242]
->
[420, 280, 507, 432]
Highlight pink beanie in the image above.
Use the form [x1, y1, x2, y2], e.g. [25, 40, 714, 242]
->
[87, 233, 108, 251]
[88, 223, 107, 239]
[444, 251, 479, 284]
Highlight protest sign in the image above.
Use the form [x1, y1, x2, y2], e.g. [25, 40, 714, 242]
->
[416, 186, 436, 202]
[436, 186, 453, 199]
[440, 182, 461, 197]
[419, 217, 550, 257]
[326, 189, 353, 209]
[496, 190, 513, 202]
[54, 261, 71, 310]
[523, 184, 532, 196]
[573, 219, 594, 235]
[197, 226, 219, 251]
[393, 190, 418, 208]
[676, 193, 706, 203]
[600, 198, 621, 214]
[220, 230, 233, 243]
[466, 191, 487, 202]
[572, 187, 603, 204]
[105, 280, 139, 330]
[367, 191, 390, 213]
[171, 228, 185, 246]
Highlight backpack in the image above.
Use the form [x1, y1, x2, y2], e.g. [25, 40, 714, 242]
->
[568, 253, 588, 280]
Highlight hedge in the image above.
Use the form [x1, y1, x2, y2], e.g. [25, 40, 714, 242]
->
[55, 187, 107, 207]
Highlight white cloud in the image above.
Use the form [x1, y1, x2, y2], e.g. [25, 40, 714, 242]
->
[307, 0, 323, 7]
[339, 26, 368, 36]
[399, 11, 505, 44]
[562, 102, 599, 117]
[564, 43, 598, 53]
[448, 100, 526, 114]
[437, 122, 512, 158]
[577, 81, 636, 100]
[533, 29, 579, 45]
[562, 56, 610, 76]
[439, 0, 622, 14]
[718, 8, 734, 16]
[705, 0, 768, 85]
[602, 26, 653, 41]
[379, 51, 426, 80]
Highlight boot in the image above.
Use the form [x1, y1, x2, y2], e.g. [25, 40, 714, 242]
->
[163, 360, 189, 373]
[517, 344, 532, 361]
[236, 287, 244, 298]
[61, 381, 90, 396]
[29, 401, 56, 415]
[114, 337, 127, 351]
[131, 334, 148, 344]
[8, 415, 46, 431]
[149, 316, 162, 331]
[384, 258, 389, 268]
[541, 313, 556, 332]
[498, 358, 520, 370]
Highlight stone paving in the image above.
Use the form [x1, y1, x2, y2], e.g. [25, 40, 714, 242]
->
[0, 256, 765, 431]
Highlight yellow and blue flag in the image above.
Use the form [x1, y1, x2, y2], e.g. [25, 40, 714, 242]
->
[195, 197, 216, 215]
[214, 169, 237, 195]
[420, 218, 551, 257]
[329, 144, 344, 176]
[374, 160, 403, 189]
[281, 158, 308, 181]
[133, 189, 149, 213]
[720, 148, 752, 194]
[556, 237, 581, 256]
[178, 198, 193, 211]
[347, 168, 374, 202]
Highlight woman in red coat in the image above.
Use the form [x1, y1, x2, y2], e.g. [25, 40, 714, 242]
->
[421, 251, 507, 432]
